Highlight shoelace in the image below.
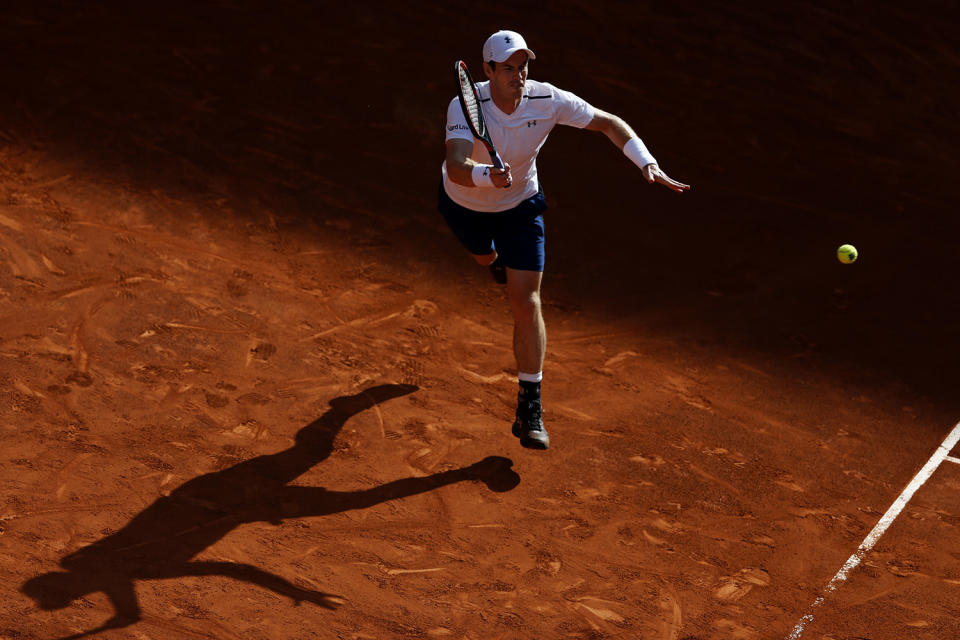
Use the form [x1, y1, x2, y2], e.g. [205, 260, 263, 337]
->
[522, 401, 543, 430]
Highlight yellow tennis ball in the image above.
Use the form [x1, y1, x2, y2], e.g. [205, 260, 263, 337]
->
[837, 244, 858, 264]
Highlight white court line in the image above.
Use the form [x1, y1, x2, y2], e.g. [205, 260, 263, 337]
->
[786, 421, 960, 639]
[946, 455, 960, 465]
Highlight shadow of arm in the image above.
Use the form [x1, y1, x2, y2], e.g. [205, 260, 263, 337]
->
[278, 456, 521, 519]
[180, 560, 341, 609]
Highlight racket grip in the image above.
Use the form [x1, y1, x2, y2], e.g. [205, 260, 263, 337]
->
[490, 151, 510, 187]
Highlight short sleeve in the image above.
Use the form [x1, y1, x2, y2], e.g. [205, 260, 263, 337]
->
[445, 98, 474, 142]
[549, 84, 596, 129]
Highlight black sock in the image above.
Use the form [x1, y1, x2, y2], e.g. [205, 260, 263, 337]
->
[519, 380, 540, 401]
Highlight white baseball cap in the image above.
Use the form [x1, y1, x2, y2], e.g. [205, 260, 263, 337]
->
[482, 30, 536, 63]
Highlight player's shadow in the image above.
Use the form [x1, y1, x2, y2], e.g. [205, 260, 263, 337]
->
[21, 383, 520, 639]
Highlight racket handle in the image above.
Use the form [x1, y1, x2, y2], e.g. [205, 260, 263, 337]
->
[490, 151, 510, 187]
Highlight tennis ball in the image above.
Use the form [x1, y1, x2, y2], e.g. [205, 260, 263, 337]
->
[837, 244, 858, 264]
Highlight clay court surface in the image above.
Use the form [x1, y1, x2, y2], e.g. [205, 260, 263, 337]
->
[2, 2, 960, 638]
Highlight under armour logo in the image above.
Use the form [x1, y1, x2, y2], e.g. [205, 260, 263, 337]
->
[504, 36, 513, 45]
[483, 167, 489, 176]
[526, 120, 537, 127]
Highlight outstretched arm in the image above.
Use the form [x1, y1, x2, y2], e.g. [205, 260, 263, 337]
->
[584, 109, 690, 193]
[179, 561, 341, 609]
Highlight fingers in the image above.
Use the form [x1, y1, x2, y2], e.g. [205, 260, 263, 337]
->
[656, 172, 690, 192]
[645, 164, 690, 193]
[660, 174, 691, 192]
[492, 166, 513, 188]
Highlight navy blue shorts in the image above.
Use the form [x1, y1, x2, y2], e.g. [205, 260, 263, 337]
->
[438, 184, 548, 272]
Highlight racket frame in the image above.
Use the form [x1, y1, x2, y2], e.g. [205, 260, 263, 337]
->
[455, 60, 505, 170]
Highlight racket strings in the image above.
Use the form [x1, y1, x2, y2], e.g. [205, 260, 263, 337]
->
[458, 70, 485, 135]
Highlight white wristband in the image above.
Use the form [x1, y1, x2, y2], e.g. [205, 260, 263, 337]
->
[623, 137, 657, 169]
[471, 163, 496, 188]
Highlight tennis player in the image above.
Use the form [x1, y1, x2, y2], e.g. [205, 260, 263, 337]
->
[439, 29, 689, 450]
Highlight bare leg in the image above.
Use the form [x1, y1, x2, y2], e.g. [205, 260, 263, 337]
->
[506, 268, 545, 373]
[505, 268, 549, 449]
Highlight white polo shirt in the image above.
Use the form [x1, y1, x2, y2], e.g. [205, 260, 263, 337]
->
[442, 79, 596, 212]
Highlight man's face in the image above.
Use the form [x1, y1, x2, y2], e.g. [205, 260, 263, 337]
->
[484, 50, 529, 101]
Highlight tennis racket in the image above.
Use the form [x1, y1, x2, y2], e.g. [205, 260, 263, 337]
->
[455, 60, 508, 177]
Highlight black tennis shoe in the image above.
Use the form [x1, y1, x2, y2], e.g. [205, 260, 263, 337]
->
[489, 263, 507, 285]
[486, 255, 507, 285]
[512, 396, 549, 450]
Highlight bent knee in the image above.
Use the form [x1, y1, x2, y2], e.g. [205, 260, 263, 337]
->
[473, 252, 497, 266]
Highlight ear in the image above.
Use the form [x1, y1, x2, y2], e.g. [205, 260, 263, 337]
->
[482, 61, 494, 80]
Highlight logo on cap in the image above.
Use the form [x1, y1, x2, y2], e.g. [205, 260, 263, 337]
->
[504, 35, 512, 45]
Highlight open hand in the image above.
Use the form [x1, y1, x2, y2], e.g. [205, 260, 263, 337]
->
[643, 164, 690, 193]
